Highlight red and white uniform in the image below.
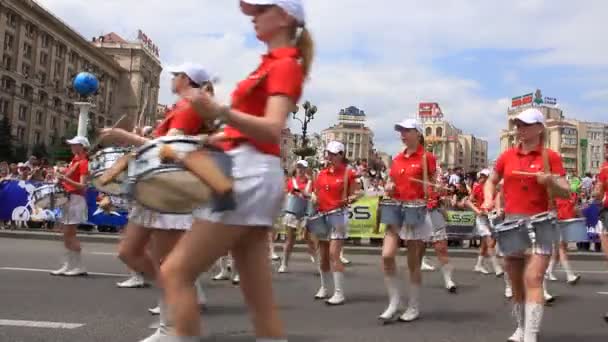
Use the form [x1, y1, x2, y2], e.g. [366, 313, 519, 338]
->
[598, 161, 608, 234]
[388, 145, 437, 241]
[472, 181, 493, 237]
[283, 175, 311, 228]
[194, 47, 304, 227]
[59, 154, 89, 225]
[313, 165, 357, 240]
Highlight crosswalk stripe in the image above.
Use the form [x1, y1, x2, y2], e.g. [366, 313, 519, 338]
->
[0, 267, 127, 278]
[0, 319, 84, 329]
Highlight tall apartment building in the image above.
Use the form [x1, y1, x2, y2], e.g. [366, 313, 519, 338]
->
[0, 0, 161, 153]
[321, 106, 374, 161]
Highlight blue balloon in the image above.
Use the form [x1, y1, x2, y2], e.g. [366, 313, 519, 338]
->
[73, 72, 99, 96]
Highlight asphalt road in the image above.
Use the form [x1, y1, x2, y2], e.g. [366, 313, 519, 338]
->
[0, 238, 606, 342]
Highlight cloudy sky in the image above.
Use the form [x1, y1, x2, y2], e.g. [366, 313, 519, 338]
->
[37, 0, 608, 159]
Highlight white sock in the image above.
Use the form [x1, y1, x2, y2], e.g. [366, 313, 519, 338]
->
[475, 256, 484, 267]
[158, 298, 172, 334]
[543, 280, 552, 299]
[524, 303, 544, 341]
[384, 274, 400, 309]
[440, 263, 454, 286]
[490, 255, 502, 273]
[319, 270, 331, 290]
[195, 276, 206, 305]
[546, 258, 555, 275]
[560, 258, 575, 279]
[504, 271, 512, 288]
[219, 256, 229, 273]
[511, 302, 524, 331]
[408, 283, 420, 309]
[332, 272, 344, 295]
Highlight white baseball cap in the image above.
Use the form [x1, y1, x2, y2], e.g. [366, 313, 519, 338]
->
[240, 0, 305, 25]
[394, 118, 422, 133]
[479, 169, 491, 177]
[168, 63, 212, 87]
[66, 136, 90, 148]
[296, 159, 309, 168]
[325, 141, 345, 154]
[514, 108, 544, 125]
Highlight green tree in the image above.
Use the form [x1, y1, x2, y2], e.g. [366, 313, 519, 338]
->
[0, 116, 15, 162]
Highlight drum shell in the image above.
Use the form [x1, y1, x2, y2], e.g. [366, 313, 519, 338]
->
[306, 214, 330, 238]
[402, 203, 427, 226]
[89, 147, 131, 196]
[379, 201, 403, 226]
[32, 184, 69, 209]
[284, 194, 308, 219]
[495, 220, 530, 255]
[557, 218, 588, 242]
[529, 215, 558, 246]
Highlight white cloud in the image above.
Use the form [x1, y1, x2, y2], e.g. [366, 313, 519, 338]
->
[35, 0, 608, 158]
[582, 89, 608, 102]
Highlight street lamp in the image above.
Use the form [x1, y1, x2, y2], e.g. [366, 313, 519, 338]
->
[292, 100, 317, 160]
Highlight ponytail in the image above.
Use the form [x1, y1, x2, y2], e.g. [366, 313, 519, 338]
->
[295, 27, 314, 78]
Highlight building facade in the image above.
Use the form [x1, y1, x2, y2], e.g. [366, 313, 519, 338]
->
[0, 0, 161, 153]
[321, 106, 374, 161]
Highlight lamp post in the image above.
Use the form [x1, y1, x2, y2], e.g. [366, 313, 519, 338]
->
[292, 100, 317, 160]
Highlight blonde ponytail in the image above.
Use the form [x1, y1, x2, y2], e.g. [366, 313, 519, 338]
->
[295, 27, 314, 78]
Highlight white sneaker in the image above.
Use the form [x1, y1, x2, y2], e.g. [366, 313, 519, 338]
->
[231, 274, 240, 285]
[148, 305, 160, 315]
[278, 265, 288, 274]
[545, 272, 557, 281]
[64, 267, 87, 277]
[314, 287, 328, 300]
[398, 306, 420, 322]
[139, 328, 164, 342]
[50, 263, 69, 276]
[116, 275, 147, 288]
[213, 271, 230, 281]
[567, 275, 581, 285]
[378, 302, 401, 321]
[507, 327, 524, 342]
[505, 286, 513, 299]
[474, 265, 490, 275]
[310, 255, 316, 264]
[271, 253, 280, 261]
[421, 261, 435, 272]
[340, 255, 351, 265]
[325, 292, 345, 306]
[446, 280, 457, 293]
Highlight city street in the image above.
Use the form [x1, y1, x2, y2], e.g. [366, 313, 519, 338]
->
[0, 238, 606, 341]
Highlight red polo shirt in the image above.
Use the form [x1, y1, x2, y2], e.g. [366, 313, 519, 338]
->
[62, 153, 88, 195]
[221, 47, 304, 156]
[598, 161, 608, 207]
[154, 98, 204, 137]
[471, 182, 484, 206]
[556, 192, 577, 220]
[314, 165, 357, 213]
[389, 145, 437, 202]
[495, 145, 565, 215]
[286, 175, 310, 194]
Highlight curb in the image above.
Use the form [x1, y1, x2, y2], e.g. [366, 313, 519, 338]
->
[0, 230, 604, 261]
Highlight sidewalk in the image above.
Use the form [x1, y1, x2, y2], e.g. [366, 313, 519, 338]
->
[0, 228, 604, 261]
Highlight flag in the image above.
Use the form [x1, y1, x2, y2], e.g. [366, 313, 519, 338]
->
[511, 96, 522, 107]
[521, 93, 533, 105]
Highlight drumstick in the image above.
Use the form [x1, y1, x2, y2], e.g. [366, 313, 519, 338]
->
[98, 152, 134, 186]
[159, 145, 233, 195]
[89, 114, 128, 153]
[409, 178, 450, 190]
[512, 171, 561, 177]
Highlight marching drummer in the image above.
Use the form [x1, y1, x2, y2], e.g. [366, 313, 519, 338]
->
[279, 159, 317, 274]
[309, 141, 359, 305]
[50, 136, 90, 277]
[546, 191, 581, 284]
[379, 119, 437, 323]
[99, 63, 214, 341]
[483, 108, 571, 342]
[594, 148, 608, 322]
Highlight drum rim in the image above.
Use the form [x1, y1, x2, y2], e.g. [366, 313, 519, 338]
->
[136, 136, 201, 157]
[557, 218, 586, 223]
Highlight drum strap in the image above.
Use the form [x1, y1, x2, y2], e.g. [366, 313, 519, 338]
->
[291, 177, 299, 191]
[422, 153, 429, 201]
[542, 148, 555, 210]
[342, 166, 350, 205]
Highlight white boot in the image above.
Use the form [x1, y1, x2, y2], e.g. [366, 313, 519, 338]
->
[117, 272, 147, 288]
[314, 271, 331, 299]
[441, 263, 457, 293]
[543, 281, 555, 304]
[561, 258, 580, 285]
[64, 251, 87, 276]
[504, 272, 513, 299]
[148, 305, 160, 315]
[545, 258, 557, 281]
[379, 274, 401, 321]
[326, 272, 345, 305]
[213, 257, 230, 281]
[490, 255, 504, 277]
[278, 250, 288, 273]
[507, 302, 524, 342]
[195, 275, 207, 309]
[473, 256, 490, 274]
[523, 303, 543, 342]
[269, 239, 280, 261]
[399, 284, 420, 322]
[231, 264, 240, 285]
[50, 250, 71, 276]
[420, 256, 435, 271]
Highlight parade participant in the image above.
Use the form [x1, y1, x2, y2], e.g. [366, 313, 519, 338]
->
[279, 159, 316, 273]
[99, 63, 214, 342]
[592, 149, 608, 322]
[311, 141, 360, 305]
[159, 1, 313, 341]
[483, 108, 570, 342]
[379, 118, 437, 322]
[546, 191, 581, 284]
[50, 136, 90, 277]
[468, 169, 504, 276]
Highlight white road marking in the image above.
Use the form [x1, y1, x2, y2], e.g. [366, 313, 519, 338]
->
[598, 292, 608, 295]
[0, 267, 127, 278]
[88, 252, 116, 256]
[0, 319, 84, 329]
[554, 269, 608, 274]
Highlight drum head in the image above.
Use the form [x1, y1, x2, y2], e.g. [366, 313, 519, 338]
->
[134, 170, 212, 214]
[91, 177, 126, 196]
[35, 195, 68, 210]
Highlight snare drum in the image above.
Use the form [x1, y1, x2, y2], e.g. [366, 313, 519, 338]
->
[402, 201, 427, 226]
[306, 213, 330, 238]
[495, 219, 530, 255]
[528, 211, 558, 247]
[32, 184, 69, 209]
[89, 147, 132, 195]
[557, 218, 588, 242]
[130, 136, 232, 214]
[284, 194, 308, 219]
[305, 208, 347, 240]
[110, 196, 131, 212]
[378, 200, 403, 226]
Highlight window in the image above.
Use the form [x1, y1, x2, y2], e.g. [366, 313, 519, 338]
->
[98, 116, 104, 125]
[41, 34, 50, 48]
[56, 44, 66, 58]
[54, 61, 63, 77]
[1, 77, 15, 90]
[34, 131, 41, 144]
[64, 121, 69, 131]
[436, 127, 443, 137]
[425, 127, 432, 136]
[21, 85, 32, 99]
[40, 52, 48, 65]
[53, 98, 62, 109]
[51, 116, 57, 129]
[38, 72, 47, 85]
[23, 43, 32, 59]
[69, 52, 78, 64]
[16, 127, 25, 142]
[39, 91, 48, 104]
[2, 55, 11, 70]
[21, 63, 31, 77]
[35, 111, 43, 125]
[18, 105, 27, 121]
[4, 33, 14, 50]
[7, 12, 17, 28]
[25, 23, 35, 38]
[0, 98, 9, 115]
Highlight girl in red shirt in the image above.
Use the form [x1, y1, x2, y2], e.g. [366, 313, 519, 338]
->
[483, 108, 570, 342]
[50, 136, 90, 277]
[158, 2, 313, 340]
[99, 64, 213, 341]
[546, 193, 581, 284]
[310, 141, 360, 305]
[380, 119, 437, 323]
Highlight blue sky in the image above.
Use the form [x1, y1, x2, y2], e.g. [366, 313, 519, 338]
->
[37, 0, 608, 159]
